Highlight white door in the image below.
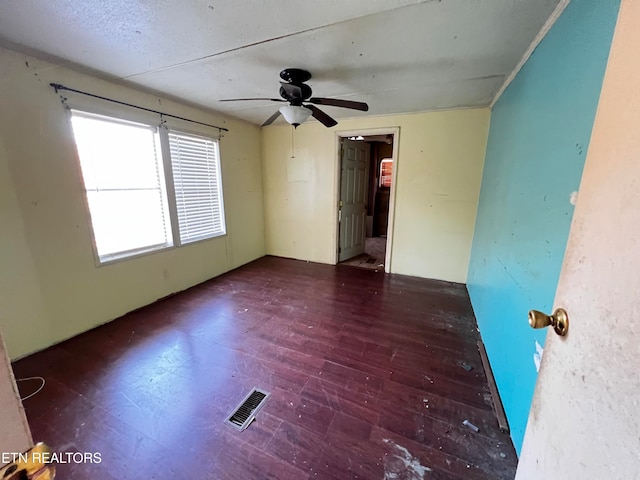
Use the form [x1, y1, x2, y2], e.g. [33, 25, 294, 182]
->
[338, 138, 369, 262]
[0, 332, 32, 465]
[517, 2, 638, 478]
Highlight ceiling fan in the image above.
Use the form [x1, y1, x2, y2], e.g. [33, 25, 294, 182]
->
[220, 68, 369, 128]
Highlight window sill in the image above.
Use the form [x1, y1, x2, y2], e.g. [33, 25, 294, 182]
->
[178, 231, 227, 247]
[93, 232, 228, 267]
[96, 243, 174, 266]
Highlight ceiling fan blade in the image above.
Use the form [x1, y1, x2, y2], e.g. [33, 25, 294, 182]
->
[305, 105, 338, 128]
[280, 82, 304, 101]
[219, 98, 286, 102]
[308, 97, 369, 111]
[262, 110, 282, 127]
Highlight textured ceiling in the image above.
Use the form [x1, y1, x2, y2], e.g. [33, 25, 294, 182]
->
[0, 0, 561, 126]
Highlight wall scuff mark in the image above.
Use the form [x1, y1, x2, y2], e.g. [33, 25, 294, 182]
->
[533, 340, 544, 372]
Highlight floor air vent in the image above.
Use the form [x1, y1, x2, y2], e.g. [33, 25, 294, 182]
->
[225, 388, 270, 431]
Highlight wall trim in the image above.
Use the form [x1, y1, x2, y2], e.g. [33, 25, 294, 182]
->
[478, 339, 510, 433]
[490, 0, 571, 108]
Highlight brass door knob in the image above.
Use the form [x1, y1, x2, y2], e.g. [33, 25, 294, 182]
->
[528, 308, 569, 336]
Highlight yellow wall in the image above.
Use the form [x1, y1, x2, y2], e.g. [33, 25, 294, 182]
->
[262, 109, 490, 283]
[0, 137, 51, 360]
[0, 47, 265, 359]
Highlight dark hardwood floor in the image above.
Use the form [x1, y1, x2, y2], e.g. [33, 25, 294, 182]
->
[13, 256, 517, 479]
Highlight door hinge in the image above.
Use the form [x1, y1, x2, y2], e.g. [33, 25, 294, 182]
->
[338, 247, 342, 253]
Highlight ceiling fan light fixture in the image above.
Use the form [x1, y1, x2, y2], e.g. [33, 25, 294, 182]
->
[279, 105, 312, 128]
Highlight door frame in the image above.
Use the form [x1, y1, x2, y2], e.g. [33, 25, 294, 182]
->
[332, 127, 400, 273]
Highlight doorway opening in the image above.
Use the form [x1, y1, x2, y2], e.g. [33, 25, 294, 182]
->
[336, 132, 396, 272]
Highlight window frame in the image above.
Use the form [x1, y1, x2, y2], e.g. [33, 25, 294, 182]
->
[67, 105, 226, 266]
[161, 126, 227, 247]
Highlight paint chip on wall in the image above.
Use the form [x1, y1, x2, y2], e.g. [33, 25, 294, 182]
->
[570, 191, 578, 206]
[533, 340, 544, 372]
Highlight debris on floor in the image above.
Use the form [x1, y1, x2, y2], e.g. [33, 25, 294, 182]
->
[383, 439, 432, 480]
[460, 361, 473, 371]
[462, 420, 480, 433]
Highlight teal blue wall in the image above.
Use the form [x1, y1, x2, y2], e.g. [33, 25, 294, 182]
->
[467, 0, 620, 454]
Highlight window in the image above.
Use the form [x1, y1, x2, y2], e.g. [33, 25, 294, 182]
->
[70, 111, 173, 262]
[70, 110, 225, 264]
[379, 158, 393, 188]
[169, 131, 225, 244]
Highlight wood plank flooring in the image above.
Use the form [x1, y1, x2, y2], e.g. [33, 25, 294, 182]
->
[13, 256, 517, 479]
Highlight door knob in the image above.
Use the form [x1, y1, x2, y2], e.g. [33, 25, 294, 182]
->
[528, 308, 569, 336]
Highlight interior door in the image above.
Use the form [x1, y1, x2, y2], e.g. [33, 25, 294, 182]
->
[517, 2, 637, 478]
[338, 138, 369, 262]
[0, 332, 32, 465]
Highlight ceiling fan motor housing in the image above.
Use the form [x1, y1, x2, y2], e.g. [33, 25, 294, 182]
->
[219, 67, 368, 127]
[279, 84, 312, 104]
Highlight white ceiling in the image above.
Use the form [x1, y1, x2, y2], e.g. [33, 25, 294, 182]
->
[0, 0, 561, 126]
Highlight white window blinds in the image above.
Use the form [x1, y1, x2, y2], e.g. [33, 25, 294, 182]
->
[168, 131, 226, 244]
